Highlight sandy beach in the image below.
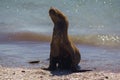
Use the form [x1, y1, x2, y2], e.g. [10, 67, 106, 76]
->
[0, 66, 120, 80]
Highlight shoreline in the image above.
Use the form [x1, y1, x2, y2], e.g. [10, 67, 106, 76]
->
[0, 67, 120, 80]
[0, 42, 120, 79]
[0, 41, 120, 73]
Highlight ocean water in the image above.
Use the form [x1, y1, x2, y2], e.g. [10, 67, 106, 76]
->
[0, 0, 120, 47]
[0, 0, 120, 72]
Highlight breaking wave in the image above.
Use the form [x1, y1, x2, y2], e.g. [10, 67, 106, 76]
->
[0, 32, 120, 48]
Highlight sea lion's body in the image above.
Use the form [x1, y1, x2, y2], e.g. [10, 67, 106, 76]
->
[48, 7, 81, 71]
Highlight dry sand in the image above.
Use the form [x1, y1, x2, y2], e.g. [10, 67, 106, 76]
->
[0, 66, 120, 80]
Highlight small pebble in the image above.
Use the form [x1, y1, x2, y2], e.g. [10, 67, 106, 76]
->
[40, 76, 43, 78]
[13, 72, 15, 75]
[105, 76, 108, 79]
[21, 70, 25, 73]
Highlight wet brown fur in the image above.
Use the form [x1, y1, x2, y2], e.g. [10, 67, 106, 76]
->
[48, 7, 81, 72]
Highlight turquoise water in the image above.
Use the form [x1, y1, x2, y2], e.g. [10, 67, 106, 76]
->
[0, 0, 120, 34]
[0, 0, 120, 72]
[0, 0, 120, 47]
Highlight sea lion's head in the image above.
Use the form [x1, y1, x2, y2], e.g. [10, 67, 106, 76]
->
[49, 7, 68, 26]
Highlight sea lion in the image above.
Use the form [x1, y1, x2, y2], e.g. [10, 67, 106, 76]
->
[48, 7, 81, 72]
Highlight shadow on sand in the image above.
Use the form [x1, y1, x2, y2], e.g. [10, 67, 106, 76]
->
[42, 66, 92, 76]
[50, 69, 92, 76]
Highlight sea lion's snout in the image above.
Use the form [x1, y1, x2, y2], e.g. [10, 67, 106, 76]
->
[49, 9, 55, 15]
[49, 7, 56, 15]
[49, 7, 59, 23]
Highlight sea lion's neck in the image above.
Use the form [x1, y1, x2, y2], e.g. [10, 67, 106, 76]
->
[53, 24, 69, 40]
[55, 24, 68, 31]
